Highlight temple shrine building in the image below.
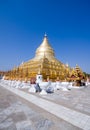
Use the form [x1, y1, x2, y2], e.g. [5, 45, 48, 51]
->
[5, 34, 85, 81]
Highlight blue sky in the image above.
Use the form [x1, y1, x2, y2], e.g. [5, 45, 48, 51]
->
[0, 0, 90, 73]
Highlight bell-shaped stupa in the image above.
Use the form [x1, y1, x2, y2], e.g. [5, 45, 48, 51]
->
[6, 34, 82, 81]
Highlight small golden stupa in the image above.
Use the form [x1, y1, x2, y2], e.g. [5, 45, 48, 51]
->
[5, 34, 84, 81]
[69, 65, 85, 81]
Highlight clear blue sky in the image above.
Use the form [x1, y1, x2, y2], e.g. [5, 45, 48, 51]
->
[0, 0, 90, 73]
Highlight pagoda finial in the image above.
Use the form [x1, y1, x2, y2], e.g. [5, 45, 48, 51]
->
[44, 32, 47, 37]
[76, 64, 79, 68]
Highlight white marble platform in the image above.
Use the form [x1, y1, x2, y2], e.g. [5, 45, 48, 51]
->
[0, 82, 90, 130]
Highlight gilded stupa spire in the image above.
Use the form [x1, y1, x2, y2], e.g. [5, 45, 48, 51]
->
[35, 34, 55, 59]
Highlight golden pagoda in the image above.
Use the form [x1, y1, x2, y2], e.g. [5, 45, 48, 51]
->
[5, 34, 84, 81]
[69, 65, 85, 81]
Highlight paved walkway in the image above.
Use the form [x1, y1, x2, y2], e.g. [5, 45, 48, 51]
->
[0, 83, 90, 130]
